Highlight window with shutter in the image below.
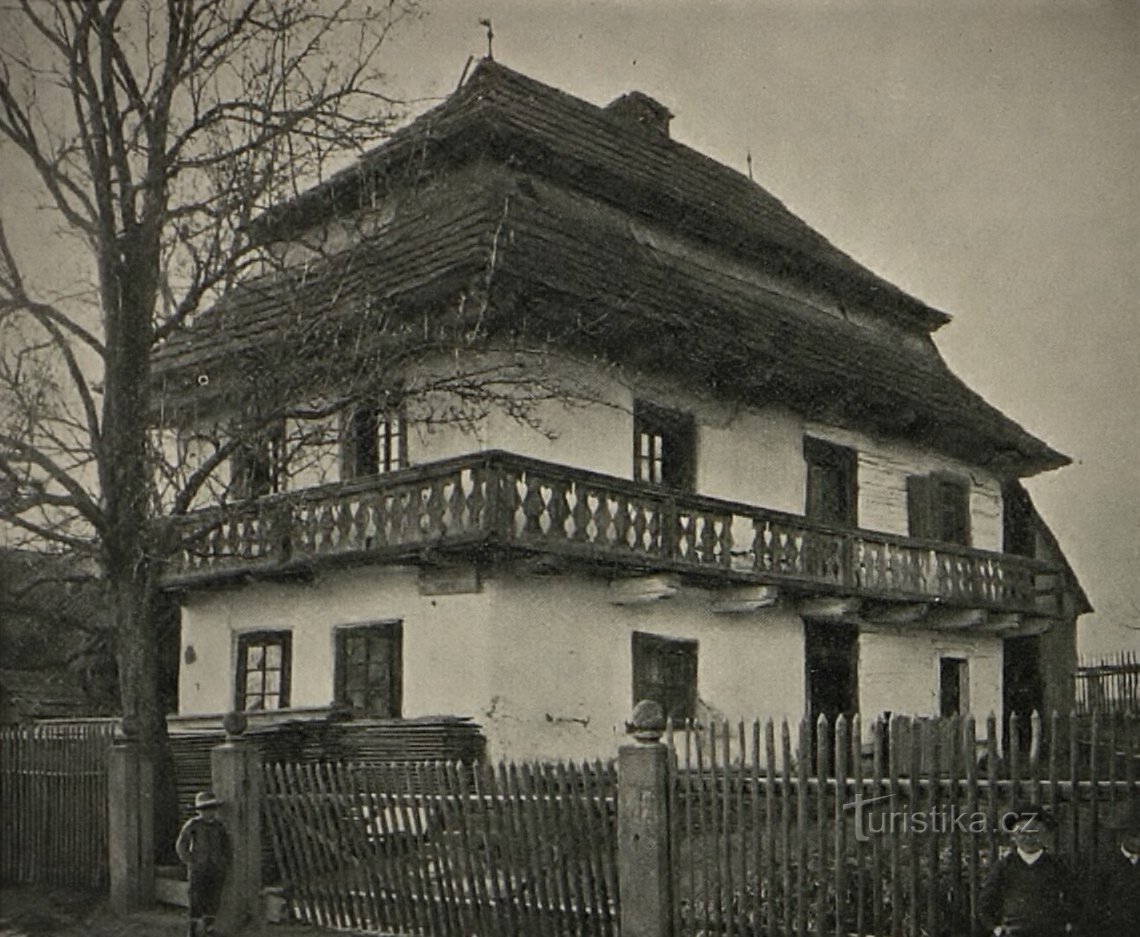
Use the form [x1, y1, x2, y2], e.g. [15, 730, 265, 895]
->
[908, 472, 970, 546]
[633, 401, 696, 491]
[344, 405, 408, 478]
[803, 437, 858, 527]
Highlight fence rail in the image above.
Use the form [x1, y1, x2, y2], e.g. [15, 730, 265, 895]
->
[667, 711, 1139, 937]
[261, 758, 619, 937]
[1075, 650, 1140, 714]
[0, 721, 115, 888]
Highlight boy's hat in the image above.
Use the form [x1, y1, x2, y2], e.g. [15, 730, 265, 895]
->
[194, 791, 222, 809]
[1007, 802, 1057, 831]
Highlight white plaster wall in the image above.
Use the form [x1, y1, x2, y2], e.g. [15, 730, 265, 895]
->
[478, 574, 807, 761]
[178, 567, 808, 762]
[699, 405, 805, 514]
[804, 422, 1004, 550]
[858, 628, 1003, 731]
[179, 565, 495, 721]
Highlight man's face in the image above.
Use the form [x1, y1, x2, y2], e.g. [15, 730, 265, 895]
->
[1011, 817, 1048, 854]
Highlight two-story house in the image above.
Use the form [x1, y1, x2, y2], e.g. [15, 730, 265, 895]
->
[153, 60, 1088, 762]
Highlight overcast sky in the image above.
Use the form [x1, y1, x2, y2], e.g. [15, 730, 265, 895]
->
[378, 0, 1138, 655]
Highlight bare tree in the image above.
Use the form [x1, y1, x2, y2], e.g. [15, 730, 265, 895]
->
[0, 0, 429, 842]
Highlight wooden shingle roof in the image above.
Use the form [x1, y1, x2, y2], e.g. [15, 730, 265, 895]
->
[156, 60, 1068, 477]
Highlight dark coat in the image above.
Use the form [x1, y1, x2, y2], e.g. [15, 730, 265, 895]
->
[978, 851, 1076, 937]
[1093, 849, 1140, 937]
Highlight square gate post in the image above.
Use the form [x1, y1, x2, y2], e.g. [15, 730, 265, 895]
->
[109, 721, 155, 912]
[618, 700, 674, 937]
[211, 711, 263, 933]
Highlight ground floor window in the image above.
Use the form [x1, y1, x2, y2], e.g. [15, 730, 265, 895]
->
[632, 630, 698, 722]
[235, 630, 291, 712]
[335, 621, 403, 718]
[939, 656, 970, 717]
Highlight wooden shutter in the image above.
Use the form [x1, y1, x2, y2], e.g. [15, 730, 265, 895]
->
[907, 474, 935, 540]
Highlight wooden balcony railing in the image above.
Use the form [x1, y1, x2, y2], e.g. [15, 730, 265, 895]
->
[162, 450, 1054, 614]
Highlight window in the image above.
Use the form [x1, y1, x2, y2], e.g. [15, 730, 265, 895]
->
[335, 621, 402, 718]
[907, 473, 971, 546]
[939, 657, 969, 717]
[632, 631, 698, 722]
[803, 437, 858, 527]
[235, 631, 291, 712]
[344, 405, 408, 478]
[229, 425, 283, 499]
[633, 401, 696, 491]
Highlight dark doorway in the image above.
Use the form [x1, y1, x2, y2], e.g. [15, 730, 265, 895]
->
[805, 622, 859, 768]
[1003, 635, 1043, 754]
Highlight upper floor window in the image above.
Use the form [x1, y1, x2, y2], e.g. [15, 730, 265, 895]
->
[229, 425, 283, 499]
[908, 473, 971, 546]
[632, 630, 698, 723]
[344, 405, 408, 478]
[803, 437, 857, 527]
[334, 621, 402, 718]
[235, 630, 291, 712]
[633, 401, 695, 491]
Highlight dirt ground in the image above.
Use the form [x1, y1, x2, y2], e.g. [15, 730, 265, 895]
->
[0, 885, 362, 937]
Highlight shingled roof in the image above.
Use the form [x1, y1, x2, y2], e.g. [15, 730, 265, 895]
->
[156, 59, 1068, 477]
[254, 59, 951, 333]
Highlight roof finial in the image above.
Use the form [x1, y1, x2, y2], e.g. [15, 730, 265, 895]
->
[746, 150, 754, 182]
[478, 18, 494, 60]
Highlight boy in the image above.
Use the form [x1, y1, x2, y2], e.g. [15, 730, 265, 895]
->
[1095, 802, 1140, 937]
[978, 803, 1076, 937]
[175, 791, 232, 937]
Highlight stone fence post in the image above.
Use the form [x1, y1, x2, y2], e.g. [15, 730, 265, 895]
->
[617, 700, 674, 937]
[108, 719, 155, 913]
[211, 711, 263, 933]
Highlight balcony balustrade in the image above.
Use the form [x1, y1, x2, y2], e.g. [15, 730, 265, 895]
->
[161, 451, 1053, 615]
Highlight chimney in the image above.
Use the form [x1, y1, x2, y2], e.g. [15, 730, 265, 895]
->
[604, 91, 673, 138]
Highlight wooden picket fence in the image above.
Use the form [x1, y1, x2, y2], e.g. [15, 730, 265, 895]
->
[0, 721, 115, 887]
[667, 711, 1139, 937]
[1075, 649, 1140, 713]
[261, 759, 619, 936]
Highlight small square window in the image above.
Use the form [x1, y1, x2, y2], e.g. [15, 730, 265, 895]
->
[632, 631, 698, 722]
[235, 630, 291, 712]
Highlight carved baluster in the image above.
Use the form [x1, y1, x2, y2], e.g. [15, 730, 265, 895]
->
[465, 467, 486, 534]
[569, 482, 590, 542]
[424, 478, 446, 537]
[335, 499, 354, 551]
[546, 479, 566, 539]
[517, 474, 546, 538]
[698, 513, 718, 565]
[613, 495, 633, 549]
[631, 499, 649, 552]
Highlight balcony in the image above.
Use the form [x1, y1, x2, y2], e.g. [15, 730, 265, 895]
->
[161, 451, 1056, 617]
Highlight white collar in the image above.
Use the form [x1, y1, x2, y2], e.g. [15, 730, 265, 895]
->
[1017, 847, 1045, 865]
